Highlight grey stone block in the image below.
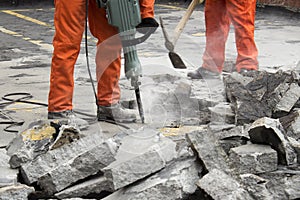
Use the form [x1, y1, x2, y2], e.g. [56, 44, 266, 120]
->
[229, 144, 278, 174]
[38, 139, 116, 194]
[20, 133, 113, 187]
[187, 129, 231, 173]
[249, 117, 297, 165]
[103, 129, 176, 190]
[240, 174, 273, 200]
[197, 169, 254, 200]
[275, 83, 300, 113]
[103, 157, 202, 200]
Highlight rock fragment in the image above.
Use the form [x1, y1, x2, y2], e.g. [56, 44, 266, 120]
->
[197, 169, 253, 200]
[249, 117, 297, 165]
[229, 144, 278, 174]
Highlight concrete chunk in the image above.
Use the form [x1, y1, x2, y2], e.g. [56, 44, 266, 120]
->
[197, 169, 253, 200]
[275, 83, 300, 113]
[103, 157, 202, 200]
[103, 129, 176, 190]
[249, 117, 297, 165]
[240, 174, 273, 200]
[187, 129, 231, 173]
[20, 133, 112, 186]
[37, 139, 116, 194]
[229, 144, 278, 174]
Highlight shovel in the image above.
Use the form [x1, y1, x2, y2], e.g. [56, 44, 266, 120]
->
[160, 0, 204, 69]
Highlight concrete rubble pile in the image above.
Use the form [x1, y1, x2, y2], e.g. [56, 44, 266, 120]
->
[0, 69, 300, 200]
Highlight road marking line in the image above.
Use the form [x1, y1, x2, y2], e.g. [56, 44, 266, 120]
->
[2, 10, 52, 27]
[0, 26, 53, 51]
[156, 4, 186, 10]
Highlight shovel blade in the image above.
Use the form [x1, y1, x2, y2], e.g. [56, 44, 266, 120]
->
[169, 52, 186, 69]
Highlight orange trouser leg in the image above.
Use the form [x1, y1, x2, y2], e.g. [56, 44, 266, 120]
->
[88, 0, 122, 106]
[227, 0, 258, 71]
[202, 0, 230, 73]
[139, 0, 155, 18]
[48, 0, 86, 112]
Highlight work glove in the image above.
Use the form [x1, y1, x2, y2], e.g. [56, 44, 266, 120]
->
[136, 17, 159, 34]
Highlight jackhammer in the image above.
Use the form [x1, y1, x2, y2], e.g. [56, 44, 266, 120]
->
[97, 0, 155, 123]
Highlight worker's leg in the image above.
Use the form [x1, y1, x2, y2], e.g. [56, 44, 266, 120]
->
[139, 0, 155, 18]
[202, 0, 230, 73]
[227, 0, 258, 72]
[88, 0, 136, 122]
[88, 0, 121, 106]
[48, 0, 85, 112]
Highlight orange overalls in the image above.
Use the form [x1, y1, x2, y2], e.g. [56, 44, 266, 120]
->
[202, 0, 258, 73]
[48, 0, 155, 112]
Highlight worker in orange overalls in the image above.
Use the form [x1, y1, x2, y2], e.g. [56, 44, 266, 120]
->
[188, 0, 259, 79]
[48, 0, 158, 123]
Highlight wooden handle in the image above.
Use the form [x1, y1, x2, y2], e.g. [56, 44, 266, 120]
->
[173, 0, 204, 47]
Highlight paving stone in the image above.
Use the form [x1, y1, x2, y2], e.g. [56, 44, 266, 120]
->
[20, 133, 113, 187]
[249, 117, 297, 165]
[103, 157, 202, 200]
[197, 169, 254, 200]
[0, 184, 34, 200]
[229, 144, 278, 174]
[55, 175, 111, 199]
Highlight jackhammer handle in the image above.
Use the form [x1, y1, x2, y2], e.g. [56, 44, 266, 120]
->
[173, 0, 204, 47]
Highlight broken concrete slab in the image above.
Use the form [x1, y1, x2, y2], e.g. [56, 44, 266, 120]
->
[6, 120, 56, 169]
[103, 129, 176, 190]
[103, 157, 202, 200]
[248, 117, 297, 165]
[197, 169, 254, 200]
[224, 70, 300, 124]
[0, 184, 34, 200]
[20, 132, 114, 187]
[229, 144, 278, 174]
[37, 139, 116, 194]
[55, 174, 111, 199]
[186, 129, 232, 173]
[240, 174, 273, 200]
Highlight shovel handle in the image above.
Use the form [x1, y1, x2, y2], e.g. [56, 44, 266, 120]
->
[173, 0, 204, 47]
